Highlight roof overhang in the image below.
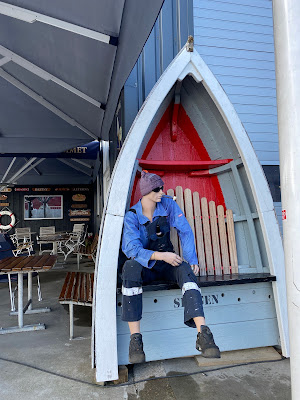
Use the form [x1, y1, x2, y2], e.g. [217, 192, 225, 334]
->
[0, 0, 164, 153]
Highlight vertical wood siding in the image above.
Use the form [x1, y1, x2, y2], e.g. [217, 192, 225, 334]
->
[193, 0, 278, 166]
[123, 0, 193, 136]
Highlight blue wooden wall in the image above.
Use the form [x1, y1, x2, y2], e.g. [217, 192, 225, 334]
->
[193, 0, 278, 166]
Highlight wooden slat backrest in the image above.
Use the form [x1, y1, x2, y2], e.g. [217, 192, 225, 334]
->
[15, 227, 32, 242]
[167, 189, 179, 255]
[192, 192, 206, 276]
[201, 197, 214, 275]
[73, 223, 85, 233]
[217, 205, 230, 274]
[40, 226, 55, 236]
[209, 201, 222, 275]
[226, 209, 238, 273]
[168, 186, 238, 276]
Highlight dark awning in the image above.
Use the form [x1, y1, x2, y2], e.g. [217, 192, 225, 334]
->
[2, 141, 100, 159]
[0, 0, 164, 153]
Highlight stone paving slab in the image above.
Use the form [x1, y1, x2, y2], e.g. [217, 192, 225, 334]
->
[194, 346, 282, 367]
[0, 268, 292, 400]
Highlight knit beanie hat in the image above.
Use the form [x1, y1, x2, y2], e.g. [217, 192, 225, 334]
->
[139, 171, 164, 196]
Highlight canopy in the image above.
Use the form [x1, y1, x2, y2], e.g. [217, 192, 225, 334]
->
[2, 141, 100, 159]
[0, 0, 164, 153]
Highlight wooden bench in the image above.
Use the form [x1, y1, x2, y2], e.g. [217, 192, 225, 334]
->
[59, 272, 94, 339]
[74, 234, 98, 269]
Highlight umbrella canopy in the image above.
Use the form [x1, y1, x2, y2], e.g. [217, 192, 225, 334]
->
[0, 0, 164, 153]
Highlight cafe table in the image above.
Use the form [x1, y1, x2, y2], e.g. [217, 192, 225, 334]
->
[37, 232, 71, 255]
[0, 254, 57, 334]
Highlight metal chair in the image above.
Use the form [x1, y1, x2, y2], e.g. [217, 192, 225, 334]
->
[37, 226, 56, 254]
[15, 227, 32, 245]
[13, 227, 34, 256]
[60, 225, 87, 261]
[12, 237, 34, 257]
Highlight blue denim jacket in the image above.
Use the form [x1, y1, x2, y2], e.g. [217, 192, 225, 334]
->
[122, 195, 198, 268]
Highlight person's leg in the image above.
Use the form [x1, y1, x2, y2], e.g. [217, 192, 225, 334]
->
[193, 316, 206, 332]
[166, 262, 220, 358]
[121, 260, 144, 363]
[121, 260, 156, 363]
[128, 320, 140, 334]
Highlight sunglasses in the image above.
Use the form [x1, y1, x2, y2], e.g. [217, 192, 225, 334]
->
[152, 186, 164, 193]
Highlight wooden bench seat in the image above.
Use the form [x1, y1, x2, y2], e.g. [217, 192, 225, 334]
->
[116, 273, 276, 293]
[74, 234, 98, 269]
[59, 272, 94, 339]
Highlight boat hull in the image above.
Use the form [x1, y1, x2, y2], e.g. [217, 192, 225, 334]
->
[93, 45, 288, 382]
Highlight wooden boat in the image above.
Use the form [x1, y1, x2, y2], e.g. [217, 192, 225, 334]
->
[93, 39, 289, 382]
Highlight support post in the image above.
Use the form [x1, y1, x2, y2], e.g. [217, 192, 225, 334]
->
[18, 273, 23, 328]
[27, 272, 32, 311]
[69, 303, 74, 340]
[273, 1, 300, 398]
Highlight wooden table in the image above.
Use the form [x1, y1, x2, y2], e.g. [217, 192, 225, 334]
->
[0, 255, 57, 334]
[37, 233, 70, 255]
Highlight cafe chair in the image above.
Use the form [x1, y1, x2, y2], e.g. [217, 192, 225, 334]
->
[37, 226, 56, 254]
[12, 237, 34, 257]
[61, 226, 87, 261]
[15, 227, 32, 245]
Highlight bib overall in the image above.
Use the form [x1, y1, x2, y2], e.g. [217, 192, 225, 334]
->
[121, 216, 204, 327]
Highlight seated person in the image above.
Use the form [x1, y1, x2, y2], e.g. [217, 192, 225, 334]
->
[121, 171, 220, 363]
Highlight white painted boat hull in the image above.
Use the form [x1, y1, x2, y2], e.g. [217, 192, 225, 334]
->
[93, 43, 289, 382]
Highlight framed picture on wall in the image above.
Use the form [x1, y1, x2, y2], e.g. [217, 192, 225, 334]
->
[24, 195, 63, 220]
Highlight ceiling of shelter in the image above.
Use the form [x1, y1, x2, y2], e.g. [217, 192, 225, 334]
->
[0, 0, 164, 154]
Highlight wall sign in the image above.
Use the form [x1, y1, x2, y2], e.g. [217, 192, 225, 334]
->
[72, 194, 86, 202]
[32, 188, 51, 192]
[70, 217, 90, 222]
[72, 187, 89, 191]
[71, 203, 87, 209]
[55, 188, 70, 191]
[0, 188, 12, 192]
[69, 209, 91, 217]
[0, 195, 8, 200]
[15, 188, 29, 191]
[24, 195, 63, 220]
[0, 202, 9, 207]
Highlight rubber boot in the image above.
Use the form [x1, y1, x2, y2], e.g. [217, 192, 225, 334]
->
[196, 325, 221, 358]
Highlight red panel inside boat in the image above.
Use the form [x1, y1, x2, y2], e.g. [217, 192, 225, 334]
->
[131, 103, 227, 207]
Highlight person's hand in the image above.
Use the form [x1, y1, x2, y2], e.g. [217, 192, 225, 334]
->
[191, 264, 199, 275]
[157, 252, 182, 266]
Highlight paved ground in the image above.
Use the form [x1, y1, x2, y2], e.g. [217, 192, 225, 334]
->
[0, 255, 291, 400]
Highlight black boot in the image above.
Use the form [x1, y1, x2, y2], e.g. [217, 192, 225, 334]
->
[196, 325, 221, 358]
[129, 333, 146, 364]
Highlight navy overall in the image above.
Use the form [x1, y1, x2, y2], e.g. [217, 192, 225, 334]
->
[121, 216, 204, 327]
